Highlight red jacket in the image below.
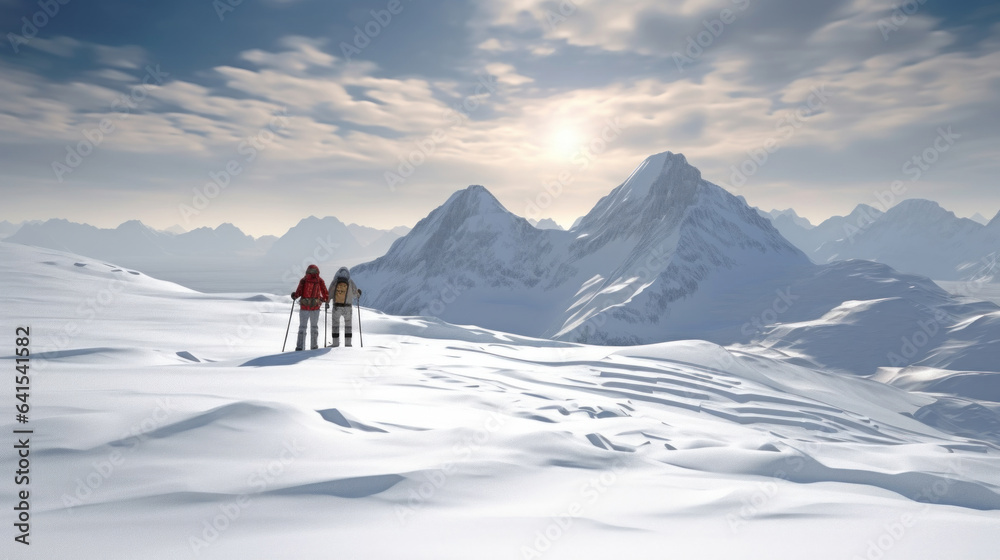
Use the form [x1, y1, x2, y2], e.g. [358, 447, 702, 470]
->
[293, 269, 329, 310]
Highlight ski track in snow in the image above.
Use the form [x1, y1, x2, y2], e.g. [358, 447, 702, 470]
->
[3, 243, 1000, 559]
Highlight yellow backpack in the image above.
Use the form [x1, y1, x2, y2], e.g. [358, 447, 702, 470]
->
[333, 280, 349, 305]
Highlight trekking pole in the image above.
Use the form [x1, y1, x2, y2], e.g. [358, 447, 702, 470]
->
[282, 298, 296, 352]
[324, 303, 329, 348]
[356, 296, 364, 348]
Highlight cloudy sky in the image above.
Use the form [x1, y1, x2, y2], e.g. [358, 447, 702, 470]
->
[1, 0, 998, 236]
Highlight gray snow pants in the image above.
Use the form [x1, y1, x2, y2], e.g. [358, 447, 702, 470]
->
[330, 305, 353, 347]
[295, 309, 321, 350]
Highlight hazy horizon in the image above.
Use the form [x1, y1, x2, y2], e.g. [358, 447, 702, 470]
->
[2, 187, 996, 238]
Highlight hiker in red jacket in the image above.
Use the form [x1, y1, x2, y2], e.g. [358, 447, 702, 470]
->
[291, 264, 329, 351]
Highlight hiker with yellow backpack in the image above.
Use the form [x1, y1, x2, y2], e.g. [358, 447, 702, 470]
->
[327, 266, 362, 347]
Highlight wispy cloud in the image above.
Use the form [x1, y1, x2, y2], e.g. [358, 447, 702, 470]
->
[0, 0, 997, 232]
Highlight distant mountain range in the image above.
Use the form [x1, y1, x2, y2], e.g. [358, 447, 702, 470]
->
[4, 217, 410, 292]
[761, 204, 884, 257]
[353, 151, 1000, 393]
[0, 220, 40, 240]
[5, 151, 1000, 402]
[759, 201, 1000, 280]
[528, 218, 565, 230]
[762, 208, 814, 230]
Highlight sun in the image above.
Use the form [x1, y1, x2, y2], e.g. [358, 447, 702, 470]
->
[550, 126, 580, 159]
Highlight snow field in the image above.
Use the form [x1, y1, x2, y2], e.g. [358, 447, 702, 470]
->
[3, 243, 1000, 559]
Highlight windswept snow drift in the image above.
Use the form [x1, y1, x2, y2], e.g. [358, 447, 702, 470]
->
[3, 243, 1000, 559]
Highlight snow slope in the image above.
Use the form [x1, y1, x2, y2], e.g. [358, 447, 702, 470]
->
[2, 243, 1000, 559]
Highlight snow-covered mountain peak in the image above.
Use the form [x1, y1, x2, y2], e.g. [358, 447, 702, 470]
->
[294, 215, 341, 227]
[115, 219, 156, 233]
[574, 151, 702, 232]
[846, 203, 884, 223]
[437, 184, 512, 221]
[870, 199, 989, 236]
[768, 208, 814, 230]
[622, 150, 701, 200]
[569, 150, 801, 269]
[891, 198, 945, 214]
[529, 217, 564, 230]
[215, 222, 242, 233]
[358, 184, 536, 274]
[398, 185, 526, 247]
